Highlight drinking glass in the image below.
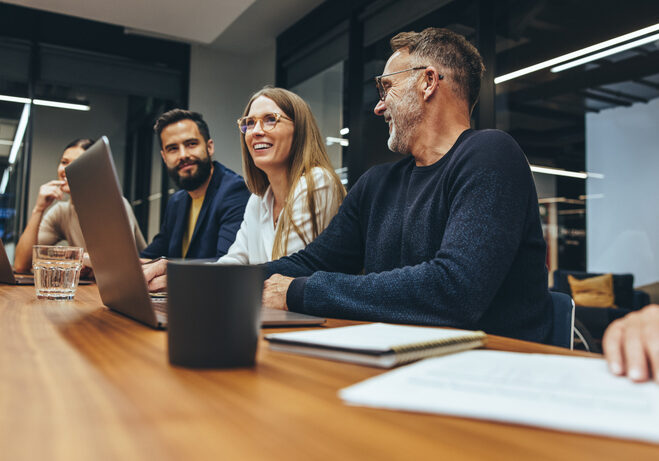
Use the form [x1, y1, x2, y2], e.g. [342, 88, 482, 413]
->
[32, 245, 84, 300]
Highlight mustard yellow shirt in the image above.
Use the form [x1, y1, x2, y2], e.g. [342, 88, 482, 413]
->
[182, 195, 205, 257]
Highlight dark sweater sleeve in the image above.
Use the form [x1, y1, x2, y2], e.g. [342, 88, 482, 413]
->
[284, 133, 535, 328]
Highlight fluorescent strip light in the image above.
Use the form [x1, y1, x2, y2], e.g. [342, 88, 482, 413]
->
[0, 94, 91, 111]
[551, 32, 659, 72]
[0, 95, 31, 104]
[326, 136, 349, 147]
[8, 103, 31, 165]
[530, 165, 587, 179]
[0, 140, 13, 146]
[0, 170, 9, 194]
[494, 22, 659, 84]
[32, 99, 90, 111]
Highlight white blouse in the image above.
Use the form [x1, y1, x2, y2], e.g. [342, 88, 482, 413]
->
[217, 167, 340, 265]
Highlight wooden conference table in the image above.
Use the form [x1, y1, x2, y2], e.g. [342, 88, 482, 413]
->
[1, 284, 657, 461]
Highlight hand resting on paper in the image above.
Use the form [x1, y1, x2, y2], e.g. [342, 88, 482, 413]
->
[603, 304, 659, 383]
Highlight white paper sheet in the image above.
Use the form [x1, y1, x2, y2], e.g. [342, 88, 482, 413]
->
[339, 350, 659, 444]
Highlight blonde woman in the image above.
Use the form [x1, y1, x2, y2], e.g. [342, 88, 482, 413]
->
[218, 87, 346, 264]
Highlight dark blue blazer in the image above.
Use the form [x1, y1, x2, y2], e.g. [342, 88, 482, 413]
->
[141, 161, 250, 259]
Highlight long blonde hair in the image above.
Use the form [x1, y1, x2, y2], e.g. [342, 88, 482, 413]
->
[240, 87, 346, 259]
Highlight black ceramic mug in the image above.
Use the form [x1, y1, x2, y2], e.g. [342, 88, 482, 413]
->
[167, 261, 264, 368]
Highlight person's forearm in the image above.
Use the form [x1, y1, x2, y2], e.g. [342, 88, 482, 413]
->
[14, 208, 45, 272]
[290, 263, 494, 328]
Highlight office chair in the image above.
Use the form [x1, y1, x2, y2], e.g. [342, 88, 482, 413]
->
[550, 291, 575, 350]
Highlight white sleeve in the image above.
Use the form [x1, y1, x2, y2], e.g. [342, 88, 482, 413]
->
[284, 167, 339, 256]
[217, 194, 256, 265]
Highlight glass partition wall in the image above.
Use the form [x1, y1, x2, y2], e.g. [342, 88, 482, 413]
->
[291, 61, 347, 184]
[278, 0, 659, 284]
[0, 3, 190, 260]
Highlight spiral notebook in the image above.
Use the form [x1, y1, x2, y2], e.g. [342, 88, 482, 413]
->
[265, 323, 487, 368]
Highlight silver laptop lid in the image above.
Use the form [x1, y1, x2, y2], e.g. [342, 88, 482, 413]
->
[0, 240, 18, 284]
[65, 136, 158, 327]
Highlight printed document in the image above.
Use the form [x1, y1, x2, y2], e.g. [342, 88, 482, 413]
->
[340, 350, 659, 443]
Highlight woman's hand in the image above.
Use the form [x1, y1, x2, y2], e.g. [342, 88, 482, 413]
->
[35, 180, 66, 212]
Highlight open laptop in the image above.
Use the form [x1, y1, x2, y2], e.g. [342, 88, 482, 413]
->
[65, 136, 325, 329]
[0, 240, 34, 284]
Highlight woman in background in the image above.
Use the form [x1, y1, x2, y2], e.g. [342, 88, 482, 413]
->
[218, 86, 346, 264]
[13, 138, 146, 273]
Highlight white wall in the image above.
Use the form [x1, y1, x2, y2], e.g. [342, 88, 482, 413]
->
[29, 91, 128, 213]
[188, 44, 276, 176]
[586, 97, 659, 287]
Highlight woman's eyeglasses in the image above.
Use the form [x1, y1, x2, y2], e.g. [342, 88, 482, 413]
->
[236, 113, 292, 134]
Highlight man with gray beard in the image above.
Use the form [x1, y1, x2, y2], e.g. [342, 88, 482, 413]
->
[262, 28, 552, 343]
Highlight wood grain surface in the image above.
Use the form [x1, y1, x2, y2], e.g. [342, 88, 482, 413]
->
[0, 284, 657, 461]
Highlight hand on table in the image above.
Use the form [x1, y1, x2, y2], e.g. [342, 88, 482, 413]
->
[142, 258, 168, 292]
[262, 274, 294, 311]
[80, 252, 94, 279]
[603, 304, 659, 383]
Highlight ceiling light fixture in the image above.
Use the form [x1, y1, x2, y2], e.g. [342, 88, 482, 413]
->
[550, 32, 659, 73]
[0, 94, 90, 111]
[8, 104, 31, 166]
[1, 103, 30, 193]
[32, 99, 90, 111]
[326, 136, 349, 147]
[494, 22, 659, 84]
[0, 170, 9, 195]
[0, 95, 31, 104]
[530, 165, 590, 179]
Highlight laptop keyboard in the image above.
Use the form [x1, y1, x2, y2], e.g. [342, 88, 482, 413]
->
[150, 297, 168, 326]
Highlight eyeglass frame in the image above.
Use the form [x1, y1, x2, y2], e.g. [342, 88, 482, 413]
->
[236, 112, 292, 134]
[374, 66, 444, 101]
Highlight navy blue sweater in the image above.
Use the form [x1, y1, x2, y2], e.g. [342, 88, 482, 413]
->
[266, 129, 552, 343]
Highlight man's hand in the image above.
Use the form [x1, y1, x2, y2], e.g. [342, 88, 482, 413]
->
[603, 304, 659, 383]
[80, 252, 94, 279]
[262, 274, 294, 311]
[35, 180, 65, 212]
[142, 258, 168, 292]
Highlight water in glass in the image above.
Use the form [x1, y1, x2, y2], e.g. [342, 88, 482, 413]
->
[32, 246, 83, 300]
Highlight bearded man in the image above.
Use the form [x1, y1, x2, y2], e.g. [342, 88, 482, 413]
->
[262, 28, 552, 343]
[140, 109, 250, 259]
